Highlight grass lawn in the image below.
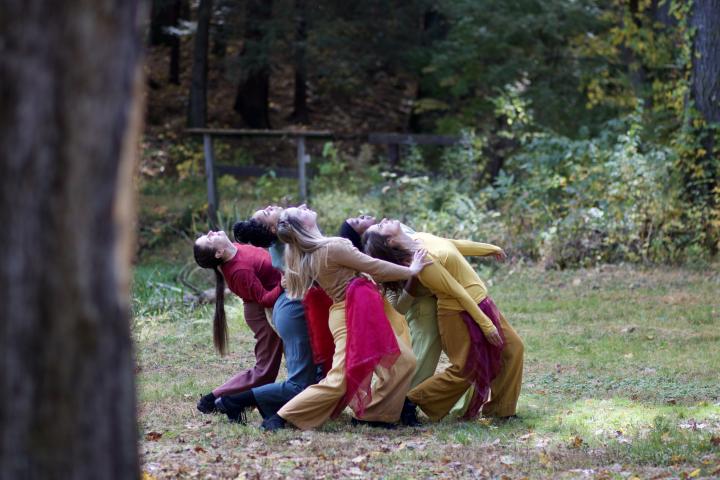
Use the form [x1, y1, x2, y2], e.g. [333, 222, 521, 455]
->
[135, 262, 720, 479]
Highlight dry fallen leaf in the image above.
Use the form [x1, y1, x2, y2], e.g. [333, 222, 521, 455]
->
[687, 468, 701, 478]
[145, 431, 163, 441]
[538, 451, 551, 467]
[193, 445, 206, 454]
[710, 435, 720, 446]
[569, 436, 583, 449]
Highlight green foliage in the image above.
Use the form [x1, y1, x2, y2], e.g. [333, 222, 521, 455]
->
[417, 0, 607, 135]
[295, 101, 715, 267]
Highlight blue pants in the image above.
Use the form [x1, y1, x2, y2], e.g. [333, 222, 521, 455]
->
[251, 292, 317, 418]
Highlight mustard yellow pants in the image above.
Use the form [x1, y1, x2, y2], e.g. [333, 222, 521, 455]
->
[407, 309, 523, 420]
[278, 301, 416, 430]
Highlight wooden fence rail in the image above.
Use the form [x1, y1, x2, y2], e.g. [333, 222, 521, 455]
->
[185, 128, 467, 227]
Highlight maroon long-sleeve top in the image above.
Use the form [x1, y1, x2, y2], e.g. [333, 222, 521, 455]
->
[220, 243, 283, 308]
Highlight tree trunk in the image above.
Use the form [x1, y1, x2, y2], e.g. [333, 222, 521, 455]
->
[211, 0, 228, 59]
[691, 0, 720, 125]
[233, 0, 273, 129]
[288, 0, 309, 124]
[188, 0, 213, 128]
[151, 0, 183, 84]
[689, 0, 720, 252]
[0, 1, 143, 478]
[168, 0, 187, 84]
[409, 9, 447, 132]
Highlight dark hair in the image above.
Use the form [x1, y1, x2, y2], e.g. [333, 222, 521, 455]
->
[361, 230, 413, 292]
[233, 219, 276, 248]
[338, 220, 362, 251]
[193, 241, 228, 356]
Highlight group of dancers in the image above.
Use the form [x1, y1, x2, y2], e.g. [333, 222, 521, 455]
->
[192, 204, 524, 431]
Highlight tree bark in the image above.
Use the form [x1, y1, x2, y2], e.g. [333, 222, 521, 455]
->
[691, 0, 720, 125]
[233, 0, 273, 129]
[150, 0, 183, 84]
[288, 0, 309, 124]
[0, 1, 144, 478]
[188, 0, 213, 128]
[211, 0, 228, 59]
[689, 0, 720, 252]
[409, 9, 447, 133]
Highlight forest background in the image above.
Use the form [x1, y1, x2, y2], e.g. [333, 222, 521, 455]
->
[141, 0, 719, 268]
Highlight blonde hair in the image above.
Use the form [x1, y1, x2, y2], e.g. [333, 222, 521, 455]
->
[276, 211, 334, 299]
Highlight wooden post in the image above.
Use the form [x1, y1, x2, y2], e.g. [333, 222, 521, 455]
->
[297, 135, 308, 202]
[387, 143, 400, 169]
[203, 133, 219, 228]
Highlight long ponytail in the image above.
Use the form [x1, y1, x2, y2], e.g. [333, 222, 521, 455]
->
[194, 242, 229, 356]
[211, 267, 228, 355]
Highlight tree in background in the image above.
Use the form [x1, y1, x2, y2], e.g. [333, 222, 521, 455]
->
[0, 0, 143, 477]
[687, 0, 720, 253]
[288, 0, 310, 124]
[188, 0, 213, 128]
[150, 0, 188, 84]
[234, 0, 274, 128]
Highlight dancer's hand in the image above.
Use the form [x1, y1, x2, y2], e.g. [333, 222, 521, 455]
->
[280, 274, 287, 289]
[493, 249, 507, 262]
[485, 327, 503, 347]
[409, 248, 433, 276]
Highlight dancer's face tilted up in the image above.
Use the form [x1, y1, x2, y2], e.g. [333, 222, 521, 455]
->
[195, 230, 234, 259]
[366, 218, 403, 242]
[251, 205, 284, 232]
[284, 204, 318, 230]
[346, 214, 376, 235]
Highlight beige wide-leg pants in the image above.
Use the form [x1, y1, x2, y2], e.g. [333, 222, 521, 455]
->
[278, 301, 416, 430]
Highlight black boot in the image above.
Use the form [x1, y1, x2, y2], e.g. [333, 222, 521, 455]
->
[197, 393, 216, 414]
[350, 418, 397, 430]
[214, 397, 248, 424]
[400, 398, 421, 427]
[261, 414, 287, 432]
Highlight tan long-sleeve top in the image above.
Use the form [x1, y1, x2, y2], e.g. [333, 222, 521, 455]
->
[314, 238, 412, 303]
[412, 232, 502, 335]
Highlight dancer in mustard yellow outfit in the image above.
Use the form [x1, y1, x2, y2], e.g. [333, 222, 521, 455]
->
[339, 216, 473, 415]
[363, 220, 524, 421]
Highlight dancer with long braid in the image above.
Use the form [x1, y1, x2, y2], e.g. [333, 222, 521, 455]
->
[210, 212, 321, 423]
[193, 231, 283, 415]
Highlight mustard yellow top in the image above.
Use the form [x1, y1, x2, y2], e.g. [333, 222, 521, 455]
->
[412, 233, 502, 335]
